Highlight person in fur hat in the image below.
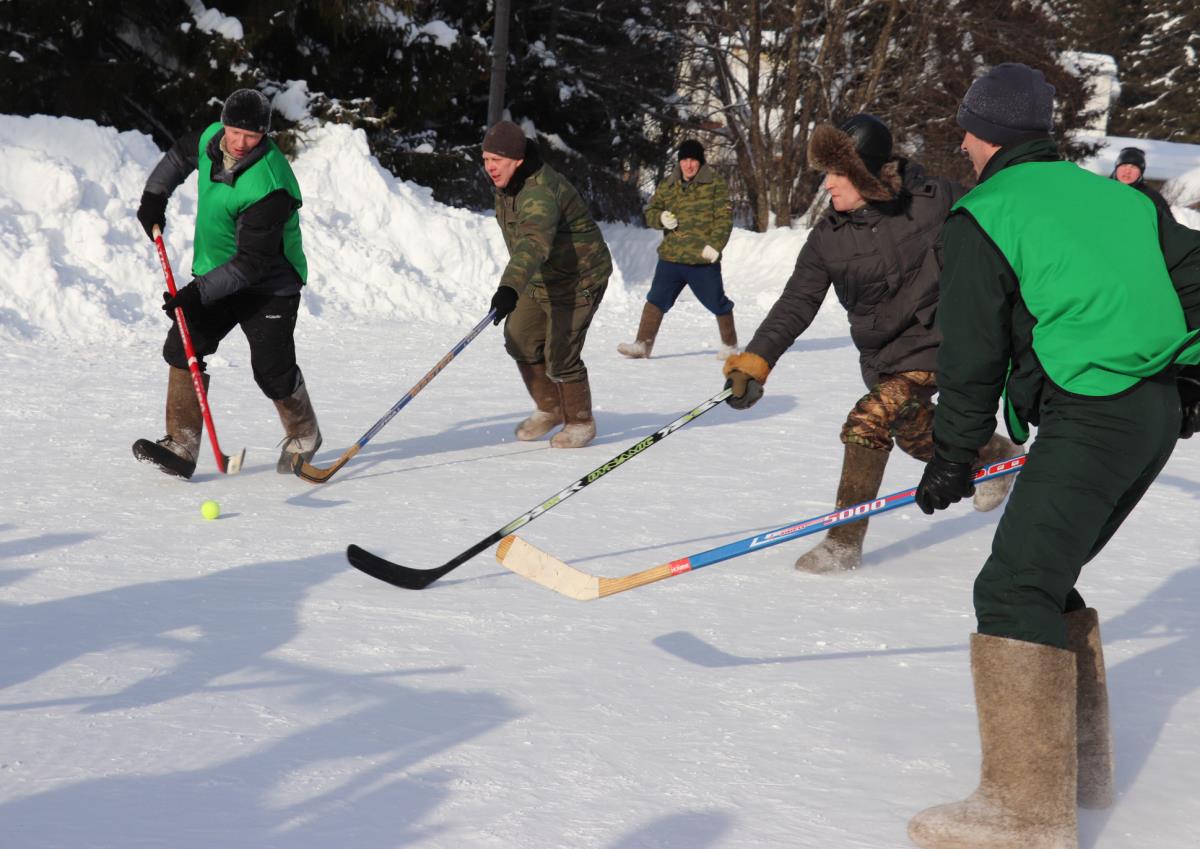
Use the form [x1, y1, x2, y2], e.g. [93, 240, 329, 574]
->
[721, 113, 1019, 573]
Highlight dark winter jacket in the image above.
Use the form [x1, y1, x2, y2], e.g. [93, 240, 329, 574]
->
[1128, 179, 1175, 222]
[494, 142, 613, 294]
[644, 163, 733, 264]
[932, 137, 1200, 464]
[143, 128, 305, 303]
[746, 159, 965, 388]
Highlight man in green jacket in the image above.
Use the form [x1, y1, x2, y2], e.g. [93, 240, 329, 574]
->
[132, 89, 321, 478]
[907, 63, 1200, 849]
[618, 139, 736, 359]
[484, 120, 612, 449]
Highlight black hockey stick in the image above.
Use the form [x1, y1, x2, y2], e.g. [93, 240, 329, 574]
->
[346, 388, 733, 589]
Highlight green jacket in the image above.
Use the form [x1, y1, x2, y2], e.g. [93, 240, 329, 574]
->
[495, 146, 612, 293]
[645, 163, 733, 265]
[933, 137, 1200, 463]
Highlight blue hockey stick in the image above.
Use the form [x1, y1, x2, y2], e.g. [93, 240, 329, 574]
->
[497, 455, 1027, 599]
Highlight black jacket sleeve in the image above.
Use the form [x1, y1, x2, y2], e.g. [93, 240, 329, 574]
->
[745, 229, 832, 368]
[196, 189, 298, 303]
[144, 130, 202, 198]
[930, 212, 1017, 464]
[1160, 214, 1200, 331]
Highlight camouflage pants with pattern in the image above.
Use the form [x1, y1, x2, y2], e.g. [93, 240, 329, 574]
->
[840, 370, 937, 461]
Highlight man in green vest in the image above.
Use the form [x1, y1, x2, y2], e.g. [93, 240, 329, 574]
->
[483, 120, 612, 449]
[907, 63, 1200, 849]
[132, 89, 321, 478]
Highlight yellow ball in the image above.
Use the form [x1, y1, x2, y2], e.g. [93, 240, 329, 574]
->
[200, 499, 221, 521]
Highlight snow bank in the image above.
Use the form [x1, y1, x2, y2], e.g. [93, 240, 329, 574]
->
[0, 113, 814, 346]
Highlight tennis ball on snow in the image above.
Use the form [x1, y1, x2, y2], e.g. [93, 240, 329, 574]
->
[200, 500, 221, 521]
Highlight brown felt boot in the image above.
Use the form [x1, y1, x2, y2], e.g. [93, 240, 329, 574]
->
[132, 366, 206, 478]
[274, 378, 322, 473]
[550, 378, 596, 448]
[716, 311, 738, 359]
[515, 362, 563, 441]
[794, 443, 889, 573]
[617, 302, 664, 359]
[908, 634, 1078, 849]
[973, 431, 1020, 512]
[1065, 608, 1115, 809]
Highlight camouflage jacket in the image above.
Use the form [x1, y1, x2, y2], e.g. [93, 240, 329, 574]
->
[645, 163, 733, 265]
[495, 145, 612, 293]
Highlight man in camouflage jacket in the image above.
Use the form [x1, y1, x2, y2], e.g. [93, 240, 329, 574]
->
[483, 120, 612, 448]
[618, 139, 737, 359]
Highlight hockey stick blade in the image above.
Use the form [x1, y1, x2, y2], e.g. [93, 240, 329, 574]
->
[497, 455, 1028, 600]
[296, 311, 496, 484]
[224, 448, 246, 474]
[345, 388, 734, 589]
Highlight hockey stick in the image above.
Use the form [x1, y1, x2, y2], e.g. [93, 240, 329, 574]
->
[153, 230, 244, 474]
[346, 388, 735, 589]
[293, 310, 497, 483]
[496, 455, 1028, 600]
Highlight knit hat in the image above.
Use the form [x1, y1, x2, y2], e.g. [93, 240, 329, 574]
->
[221, 89, 272, 134]
[957, 62, 1055, 146]
[482, 121, 528, 159]
[677, 139, 705, 164]
[1113, 146, 1146, 175]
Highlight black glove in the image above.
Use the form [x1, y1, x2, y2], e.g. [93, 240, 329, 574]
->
[1180, 371, 1200, 439]
[724, 370, 764, 411]
[490, 285, 519, 325]
[915, 452, 976, 515]
[137, 191, 168, 240]
[162, 282, 203, 320]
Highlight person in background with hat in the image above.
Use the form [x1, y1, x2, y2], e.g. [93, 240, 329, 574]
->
[721, 114, 1017, 574]
[1111, 145, 1175, 221]
[132, 88, 321, 478]
[482, 119, 613, 449]
[618, 139, 736, 359]
[907, 62, 1200, 849]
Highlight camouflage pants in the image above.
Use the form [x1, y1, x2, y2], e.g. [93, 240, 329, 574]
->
[840, 370, 937, 461]
[503, 276, 607, 382]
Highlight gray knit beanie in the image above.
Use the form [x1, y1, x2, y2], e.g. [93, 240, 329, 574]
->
[957, 63, 1055, 146]
[482, 121, 528, 159]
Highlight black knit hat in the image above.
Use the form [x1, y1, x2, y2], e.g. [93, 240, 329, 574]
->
[482, 120, 528, 159]
[957, 63, 1055, 146]
[221, 89, 272, 134]
[1114, 146, 1146, 173]
[677, 139, 705, 164]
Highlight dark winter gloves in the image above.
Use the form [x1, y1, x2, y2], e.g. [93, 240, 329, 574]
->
[137, 191, 168, 240]
[1179, 368, 1200, 439]
[162, 282, 203, 320]
[723, 351, 770, 411]
[915, 452, 976, 514]
[491, 285, 519, 325]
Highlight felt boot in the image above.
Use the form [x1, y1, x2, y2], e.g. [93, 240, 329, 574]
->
[515, 362, 563, 440]
[132, 366, 205, 479]
[1065, 607, 1115, 809]
[274, 378, 322, 473]
[794, 443, 889, 573]
[550, 378, 596, 448]
[716, 311, 738, 359]
[973, 432, 1020, 512]
[617, 302, 664, 359]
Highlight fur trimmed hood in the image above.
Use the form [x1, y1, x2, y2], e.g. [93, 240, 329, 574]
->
[808, 123, 903, 203]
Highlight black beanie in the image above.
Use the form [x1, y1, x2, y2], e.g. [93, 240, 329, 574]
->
[221, 89, 272, 134]
[957, 63, 1055, 146]
[482, 121, 528, 159]
[1114, 146, 1146, 173]
[677, 139, 705, 164]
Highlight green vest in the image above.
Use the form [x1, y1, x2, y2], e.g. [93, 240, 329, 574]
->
[193, 122, 307, 281]
[955, 161, 1200, 415]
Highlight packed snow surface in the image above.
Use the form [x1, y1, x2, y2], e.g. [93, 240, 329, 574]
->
[1, 115, 1197, 848]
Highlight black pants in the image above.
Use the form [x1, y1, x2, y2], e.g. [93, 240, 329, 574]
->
[163, 290, 302, 400]
[974, 375, 1180, 648]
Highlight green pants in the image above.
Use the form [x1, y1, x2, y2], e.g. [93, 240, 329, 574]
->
[975, 374, 1180, 648]
[503, 276, 607, 383]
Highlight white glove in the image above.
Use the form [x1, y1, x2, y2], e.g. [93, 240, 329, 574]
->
[701, 244, 720, 263]
[660, 211, 678, 230]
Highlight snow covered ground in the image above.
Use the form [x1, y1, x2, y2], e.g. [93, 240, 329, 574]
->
[1, 115, 1198, 848]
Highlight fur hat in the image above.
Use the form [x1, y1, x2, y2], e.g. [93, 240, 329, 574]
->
[678, 139, 705, 164]
[221, 89, 272, 134]
[807, 123, 900, 202]
[482, 120, 528, 159]
[957, 62, 1055, 146]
